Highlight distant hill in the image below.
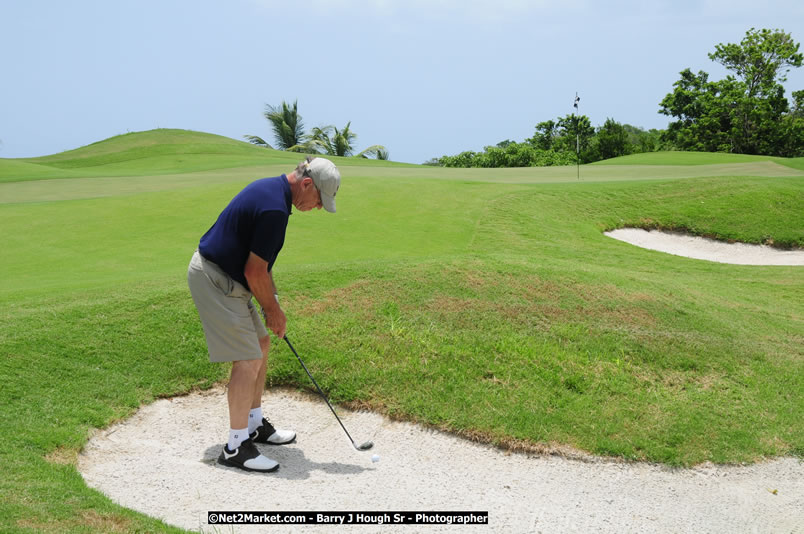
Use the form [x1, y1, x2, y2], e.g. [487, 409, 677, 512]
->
[0, 129, 408, 184]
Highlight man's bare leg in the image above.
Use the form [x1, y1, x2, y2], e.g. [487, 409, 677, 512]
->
[252, 335, 270, 409]
[247, 334, 296, 445]
[228, 358, 262, 431]
[219, 357, 278, 472]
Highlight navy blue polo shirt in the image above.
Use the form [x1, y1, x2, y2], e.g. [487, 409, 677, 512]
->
[198, 175, 292, 291]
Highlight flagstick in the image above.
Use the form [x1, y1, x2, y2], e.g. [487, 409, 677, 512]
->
[574, 92, 580, 180]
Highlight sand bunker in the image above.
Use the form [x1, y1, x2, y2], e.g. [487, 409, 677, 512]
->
[605, 229, 804, 266]
[78, 387, 804, 533]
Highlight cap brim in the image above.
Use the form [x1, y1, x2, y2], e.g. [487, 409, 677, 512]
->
[321, 193, 336, 213]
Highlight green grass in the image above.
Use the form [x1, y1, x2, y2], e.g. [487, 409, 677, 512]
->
[1, 129, 803, 532]
[594, 150, 804, 170]
[0, 129, 415, 183]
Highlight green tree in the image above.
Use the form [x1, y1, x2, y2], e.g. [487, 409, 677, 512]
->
[299, 122, 388, 159]
[245, 100, 306, 151]
[527, 120, 558, 150]
[709, 28, 803, 98]
[434, 116, 664, 167]
[778, 90, 804, 156]
[439, 151, 477, 167]
[660, 28, 802, 155]
[792, 90, 804, 118]
[556, 114, 595, 162]
[660, 70, 745, 152]
[302, 123, 356, 156]
[595, 118, 631, 160]
[623, 124, 661, 153]
[436, 142, 575, 168]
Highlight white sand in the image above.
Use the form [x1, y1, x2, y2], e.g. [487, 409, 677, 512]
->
[78, 387, 804, 533]
[605, 229, 804, 266]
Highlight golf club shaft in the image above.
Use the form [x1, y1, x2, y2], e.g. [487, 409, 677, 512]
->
[282, 335, 361, 449]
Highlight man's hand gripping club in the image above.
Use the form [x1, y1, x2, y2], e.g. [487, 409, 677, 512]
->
[244, 251, 286, 338]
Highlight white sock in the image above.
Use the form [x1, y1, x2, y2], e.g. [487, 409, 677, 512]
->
[248, 407, 263, 434]
[228, 428, 249, 451]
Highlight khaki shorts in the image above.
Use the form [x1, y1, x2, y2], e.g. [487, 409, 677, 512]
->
[187, 250, 269, 363]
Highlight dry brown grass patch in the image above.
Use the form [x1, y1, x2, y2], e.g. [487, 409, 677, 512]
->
[17, 510, 133, 533]
[425, 274, 657, 332]
[44, 446, 78, 466]
[79, 510, 133, 533]
[292, 280, 378, 316]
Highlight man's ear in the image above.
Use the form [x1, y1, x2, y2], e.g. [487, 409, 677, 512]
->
[303, 176, 315, 188]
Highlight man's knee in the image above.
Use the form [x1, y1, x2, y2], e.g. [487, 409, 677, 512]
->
[232, 358, 263, 380]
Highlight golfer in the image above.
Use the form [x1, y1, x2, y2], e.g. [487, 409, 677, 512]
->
[187, 156, 340, 472]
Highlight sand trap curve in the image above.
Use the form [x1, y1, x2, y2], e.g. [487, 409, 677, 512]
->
[78, 387, 804, 533]
[605, 228, 804, 266]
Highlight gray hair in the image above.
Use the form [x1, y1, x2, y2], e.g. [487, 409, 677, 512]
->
[295, 156, 316, 178]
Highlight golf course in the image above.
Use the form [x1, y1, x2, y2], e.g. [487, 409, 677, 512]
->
[1, 129, 802, 532]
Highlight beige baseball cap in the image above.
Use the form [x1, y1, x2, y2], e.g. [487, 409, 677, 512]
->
[306, 158, 340, 213]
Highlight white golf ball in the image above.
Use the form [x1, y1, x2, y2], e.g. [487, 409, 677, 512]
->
[371, 454, 380, 463]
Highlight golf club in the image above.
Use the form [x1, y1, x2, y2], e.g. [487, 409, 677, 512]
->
[283, 335, 374, 451]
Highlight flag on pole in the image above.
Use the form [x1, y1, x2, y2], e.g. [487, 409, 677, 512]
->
[574, 93, 581, 180]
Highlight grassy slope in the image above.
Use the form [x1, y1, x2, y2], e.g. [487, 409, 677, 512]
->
[593, 150, 804, 171]
[1, 131, 802, 532]
[0, 129, 415, 183]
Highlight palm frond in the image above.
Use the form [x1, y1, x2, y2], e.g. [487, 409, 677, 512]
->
[333, 122, 357, 156]
[243, 135, 272, 148]
[263, 100, 305, 150]
[357, 144, 389, 160]
[286, 139, 326, 154]
[307, 125, 336, 155]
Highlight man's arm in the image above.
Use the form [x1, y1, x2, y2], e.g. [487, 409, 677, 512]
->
[244, 251, 286, 338]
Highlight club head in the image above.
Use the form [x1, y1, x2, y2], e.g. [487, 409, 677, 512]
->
[356, 441, 374, 451]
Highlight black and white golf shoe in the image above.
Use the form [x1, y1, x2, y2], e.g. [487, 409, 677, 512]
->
[251, 418, 296, 445]
[217, 438, 279, 472]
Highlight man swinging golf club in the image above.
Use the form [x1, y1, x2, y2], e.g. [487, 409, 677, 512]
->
[187, 156, 340, 472]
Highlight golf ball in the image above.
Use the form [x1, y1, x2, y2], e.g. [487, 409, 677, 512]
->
[371, 454, 380, 463]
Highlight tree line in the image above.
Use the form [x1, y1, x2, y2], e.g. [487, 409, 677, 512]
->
[430, 118, 662, 168]
[245, 100, 388, 159]
[432, 28, 803, 168]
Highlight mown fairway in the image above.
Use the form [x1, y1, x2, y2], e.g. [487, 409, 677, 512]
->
[1, 130, 802, 532]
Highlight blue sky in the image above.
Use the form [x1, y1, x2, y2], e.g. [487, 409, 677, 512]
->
[1, 0, 802, 164]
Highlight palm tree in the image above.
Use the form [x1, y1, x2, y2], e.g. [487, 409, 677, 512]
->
[247, 106, 390, 159]
[244, 100, 305, 151]
[297, 122, 387, 159]
[332, 122, 357, 157]
[300, 122, 357, 156]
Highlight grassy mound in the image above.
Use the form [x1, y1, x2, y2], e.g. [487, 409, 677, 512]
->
[0, 129, 294, 182]
[593, 150, 804, 170]
[0, 129, 414, 184]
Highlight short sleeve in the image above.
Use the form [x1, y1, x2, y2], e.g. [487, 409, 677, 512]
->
[250, 210, 288, 271]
